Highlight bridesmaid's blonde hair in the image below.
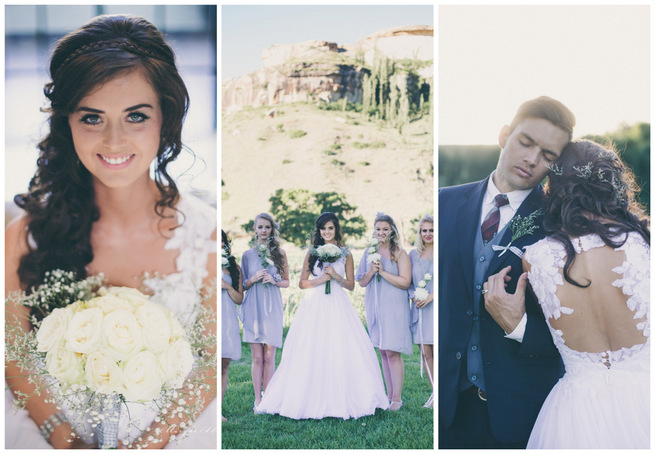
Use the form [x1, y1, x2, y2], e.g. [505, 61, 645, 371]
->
[414, 214, 434, 254]
[374, 212, 402, 262]
[254, 212, 286, 275]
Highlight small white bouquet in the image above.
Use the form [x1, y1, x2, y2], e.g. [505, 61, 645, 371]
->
[251, 238, 275, 288]
[310, 244, 346, 294]
[414, 273, 433, 302]
[366, 237, 382, 282]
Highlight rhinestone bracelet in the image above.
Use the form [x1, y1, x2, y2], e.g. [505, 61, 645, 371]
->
[40, 412, 67, 444]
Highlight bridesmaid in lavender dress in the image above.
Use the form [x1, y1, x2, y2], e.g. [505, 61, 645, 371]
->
[221, 231, 243, 422]
[240, 213, 289, 410]
[408, 215, 434, 408]
[356, 212, 412, 411]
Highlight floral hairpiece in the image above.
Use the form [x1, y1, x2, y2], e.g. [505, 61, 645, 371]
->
[546, 162, 628, 204]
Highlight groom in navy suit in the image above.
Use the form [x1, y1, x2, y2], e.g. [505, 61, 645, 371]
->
[439, 97, 575, 448]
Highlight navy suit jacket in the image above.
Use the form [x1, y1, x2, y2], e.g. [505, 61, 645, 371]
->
[438, 177, 564, 445]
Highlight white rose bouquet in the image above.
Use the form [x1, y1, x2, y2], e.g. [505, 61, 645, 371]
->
[6, 270, 215, 449]
[366, 237, 382, 282]
[414, 273, 433, 302]
[310, 243, 346, 294]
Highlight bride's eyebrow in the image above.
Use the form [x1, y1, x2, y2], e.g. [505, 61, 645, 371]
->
[125, 103, 154, 112]
[73, 103, 154, 113]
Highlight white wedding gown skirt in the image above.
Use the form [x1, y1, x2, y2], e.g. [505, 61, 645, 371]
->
[528, 346, 649, 449]
[256, 267, 389, 419]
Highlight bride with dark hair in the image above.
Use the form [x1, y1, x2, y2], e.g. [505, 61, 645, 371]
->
[506, 139, 649, 448]
[256, 212, 389, 419]
[5, 14, 216, 449]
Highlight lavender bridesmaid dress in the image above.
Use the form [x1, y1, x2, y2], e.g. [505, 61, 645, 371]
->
[239, 248, 284, 348]
[355, 250, 412, 355]
[408, 249, 434, 345]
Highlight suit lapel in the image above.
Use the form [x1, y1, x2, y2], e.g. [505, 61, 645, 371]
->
[456, 178, 488, 293]
[486, 185, 544, 276]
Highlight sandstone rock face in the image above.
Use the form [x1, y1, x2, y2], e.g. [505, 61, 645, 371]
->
[223, 25, 433, 113]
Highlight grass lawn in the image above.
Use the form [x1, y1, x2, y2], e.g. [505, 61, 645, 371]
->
[221, 328, 434, 449]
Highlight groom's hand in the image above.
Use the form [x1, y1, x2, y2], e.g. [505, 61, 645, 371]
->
[483, 266, 527, 334]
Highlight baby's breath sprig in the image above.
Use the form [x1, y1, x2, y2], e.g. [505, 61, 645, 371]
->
[509, 209, 543, 244]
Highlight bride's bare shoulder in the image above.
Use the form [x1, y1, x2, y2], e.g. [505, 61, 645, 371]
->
[5, 214, 30, 293]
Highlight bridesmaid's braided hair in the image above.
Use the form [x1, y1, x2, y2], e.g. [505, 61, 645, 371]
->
[15, 14, 189, 292]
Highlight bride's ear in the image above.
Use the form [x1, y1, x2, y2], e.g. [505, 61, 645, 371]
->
[498, 125, 510, 149]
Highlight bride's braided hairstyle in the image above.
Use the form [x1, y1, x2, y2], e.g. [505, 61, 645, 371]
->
[15, 14, 190, 292]
[543, 139, 650, 287]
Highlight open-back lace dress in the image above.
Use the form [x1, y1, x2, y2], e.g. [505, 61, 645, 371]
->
[524, 232, 649, 449]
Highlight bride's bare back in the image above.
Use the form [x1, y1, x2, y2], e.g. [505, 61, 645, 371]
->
[547, 244, 647, 354]
[525, 232, 649, 365]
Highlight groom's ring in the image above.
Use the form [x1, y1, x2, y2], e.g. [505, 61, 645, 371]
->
[481, 289, 488, 295]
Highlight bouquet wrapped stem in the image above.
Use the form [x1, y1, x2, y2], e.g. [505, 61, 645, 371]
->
[97, 394, 122, 449]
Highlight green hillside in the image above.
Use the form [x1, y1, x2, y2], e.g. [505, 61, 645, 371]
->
[221, 102, 433, 249]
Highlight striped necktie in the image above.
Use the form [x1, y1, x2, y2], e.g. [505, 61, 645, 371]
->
[481, 194, 509, 244]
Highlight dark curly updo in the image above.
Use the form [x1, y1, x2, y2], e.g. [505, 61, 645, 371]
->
[15, 14, 190, 292]
[543, 139, 649, 287]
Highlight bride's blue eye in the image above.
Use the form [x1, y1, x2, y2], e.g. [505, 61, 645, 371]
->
[80, 114, 101, 125]
[127, 112, 150, 123]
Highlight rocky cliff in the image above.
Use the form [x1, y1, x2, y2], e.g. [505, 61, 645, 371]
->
[222, 25, 433, 113]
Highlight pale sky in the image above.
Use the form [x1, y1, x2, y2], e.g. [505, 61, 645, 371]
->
[222, 4, 434, 81]
[439, 5, 650, 145]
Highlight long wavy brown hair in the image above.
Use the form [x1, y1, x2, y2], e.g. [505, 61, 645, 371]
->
[15, 14, 190, 292]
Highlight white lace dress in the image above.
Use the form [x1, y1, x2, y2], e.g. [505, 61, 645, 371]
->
[5, 194, 217, 449]
[524, 232, 649, 449]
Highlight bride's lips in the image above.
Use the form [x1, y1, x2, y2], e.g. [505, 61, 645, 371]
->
[98, 153, 135, 169]
[515, 166, 533, 179]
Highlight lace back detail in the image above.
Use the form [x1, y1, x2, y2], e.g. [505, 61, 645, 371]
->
[525, 232, 650, 369]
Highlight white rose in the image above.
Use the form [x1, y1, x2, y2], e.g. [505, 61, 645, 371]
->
[102, 309, 143, 360]
[159, 338, 194, 388]
[85, 351, 122, 394]
[367, 252, 381, 264]
[424, 273, 432, 281]
[92, 294, 133, 314]
[369, 237, 379, 246]
[414, 287, 429, 301]
[121, 351, 164, 402]
[65, 307, 103, 354]
[135, 302, 171, 352]
[105, 286, 151, 307]
[265, 258, 274, 266]
[36, 307, 71, 352]
[168, 312, 186, 339]
[418, 280, 427, 288]
[45, 342, 84, 384]
[221, 256, 229, 268]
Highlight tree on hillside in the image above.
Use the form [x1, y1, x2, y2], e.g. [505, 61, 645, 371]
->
[241, 189, 367, 247]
